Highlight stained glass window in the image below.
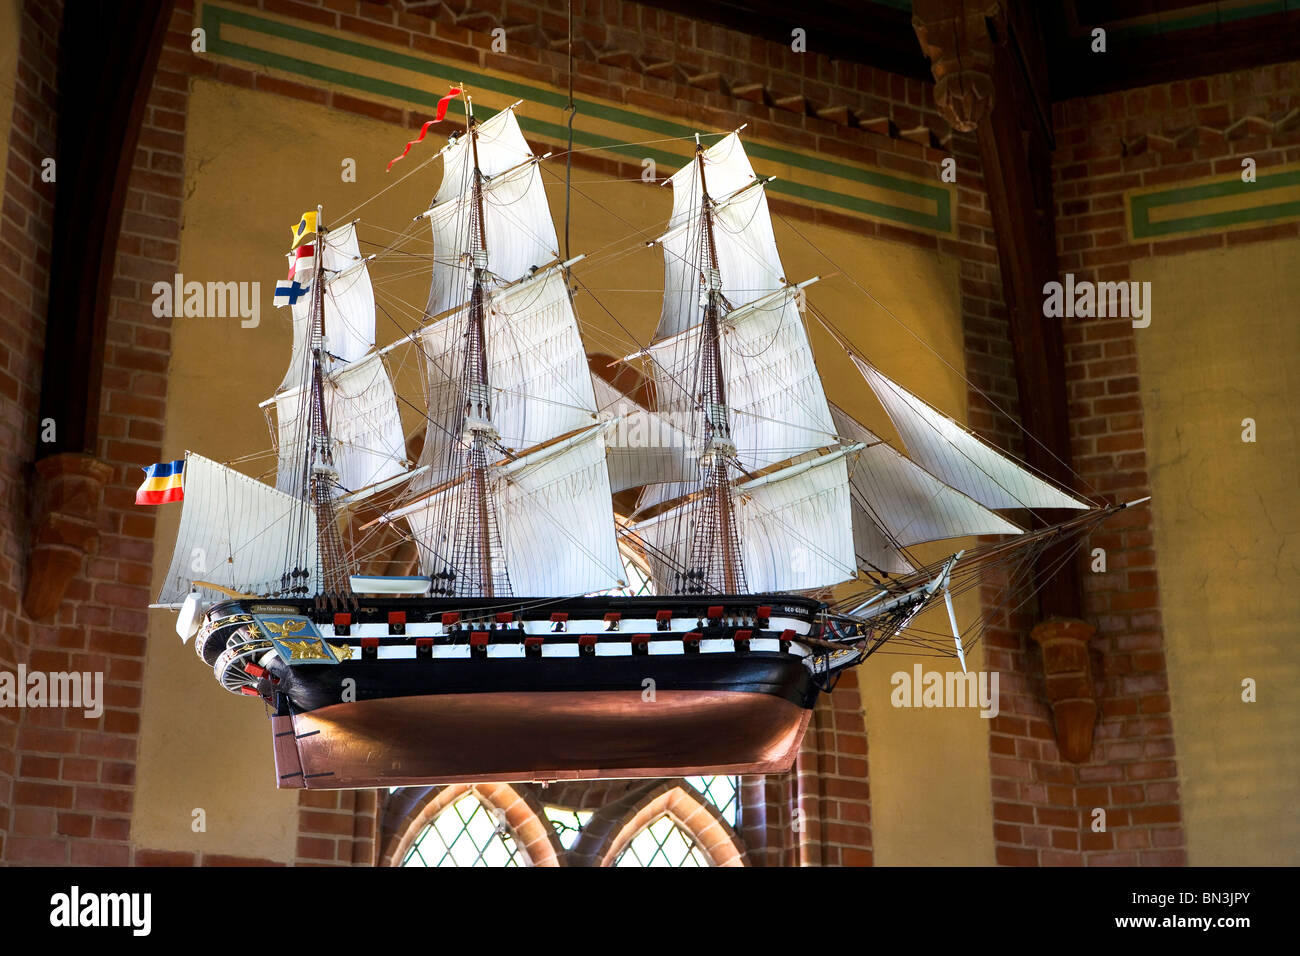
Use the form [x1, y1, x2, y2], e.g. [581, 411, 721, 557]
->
[545, 806, 593, 850]
[401, 792, 523, 867]
[614, 814, 709, 867]
[685, 774, 740, 827]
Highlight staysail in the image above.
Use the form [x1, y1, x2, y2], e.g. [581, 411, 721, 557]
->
[852, 356, 1091, 511]
[156, 453, 318, 606]
[830, 405, 1024, 547]
[592, 375, 697, 494]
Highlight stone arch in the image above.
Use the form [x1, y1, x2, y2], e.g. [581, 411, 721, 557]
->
[380, 782, 564, 867]
[571, 779, 748, 867]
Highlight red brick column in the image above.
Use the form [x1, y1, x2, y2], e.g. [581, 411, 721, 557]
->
[790, 668, 872, 866]
[966, 61, 1300, 866]
[0, 0, 64, 865]
[295, 789, 381, 866]
[1, 0, 194, 865]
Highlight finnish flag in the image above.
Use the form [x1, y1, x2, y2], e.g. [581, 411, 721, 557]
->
[274, 279, 310, 308]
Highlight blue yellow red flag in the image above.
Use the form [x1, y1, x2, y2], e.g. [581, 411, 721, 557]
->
[290, 211, 317, 250]
[136, 459, 185, 505]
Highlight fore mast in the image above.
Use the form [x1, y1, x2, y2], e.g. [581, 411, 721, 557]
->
[303, 206, 352, 608]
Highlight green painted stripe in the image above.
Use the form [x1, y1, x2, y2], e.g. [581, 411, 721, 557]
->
[1134, 199, 1300, 237]
[203, 3, 951, 233]
[1110, 1, 1292, 39]
[1139, 168, 1300, 207]
[1130, 169, 1300, 238]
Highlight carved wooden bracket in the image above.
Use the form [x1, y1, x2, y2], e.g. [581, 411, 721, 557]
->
[911, 0, 1004, 132]
[24, 453, 114, 620]
[1030, 617, 1098, 762]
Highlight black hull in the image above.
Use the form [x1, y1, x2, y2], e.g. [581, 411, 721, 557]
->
[194, 592, 847, 788]
[274, 648, 817, 711]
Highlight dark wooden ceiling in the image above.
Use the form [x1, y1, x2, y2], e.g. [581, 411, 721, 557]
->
[638, 0, 1300, 100]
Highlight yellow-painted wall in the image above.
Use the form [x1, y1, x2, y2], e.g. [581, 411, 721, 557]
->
[136, 76, 994, 862]
[1134, 244, 1300, 865]
[826, 249, 996, 865]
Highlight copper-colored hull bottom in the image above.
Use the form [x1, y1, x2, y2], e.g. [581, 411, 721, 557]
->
[273, 690, 813, 789]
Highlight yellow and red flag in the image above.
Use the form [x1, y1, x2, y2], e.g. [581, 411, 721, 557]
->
[136, 459, 184, 505]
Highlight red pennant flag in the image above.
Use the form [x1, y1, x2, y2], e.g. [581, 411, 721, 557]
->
[387, 86, 462, 172]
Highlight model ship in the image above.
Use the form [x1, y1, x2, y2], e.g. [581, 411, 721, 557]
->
[150, 95, 1134, 789]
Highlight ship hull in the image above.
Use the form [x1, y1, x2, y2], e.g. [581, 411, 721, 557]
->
[194, 593, 851, 788]
[274, 680, 812, 789]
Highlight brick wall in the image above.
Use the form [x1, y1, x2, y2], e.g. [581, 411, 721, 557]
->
[10, 0, 1273, 866]
[0, 0, 62, 865]
[0, 0, 192, 865]
[980, 61, 1300, 867]
[787, 668, 872, 866]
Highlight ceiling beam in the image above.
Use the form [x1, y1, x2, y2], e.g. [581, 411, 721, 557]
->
[913, 0, 1083, 621]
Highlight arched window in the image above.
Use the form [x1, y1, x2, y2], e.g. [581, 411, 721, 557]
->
[600, 778, 747, 867]
[615, 814, 710, 866]
[401, 792, 524, 867]
[544, 805, 593, 850]
[685, 774, 739, 827]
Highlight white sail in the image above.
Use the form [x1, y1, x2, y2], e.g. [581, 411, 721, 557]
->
[426, 108, 557, 316]
[646, 286, 837, 472]
[830, 405, 1024, 546]
[853, 357, 1091, 511]
[157, 453, 317, 605]
[434, 106, 536, 206]
[592, 376, 697, 493]
[631, 448, 857, 593]
[656, 133, 785, 341]
[417, 266, 597, 481]
[280, 221, 375, 392]
[737, 451, 857, 592]
[850, 499, 915, 577]
[400, 425, 624, 595]
[274, 351, 408, 495]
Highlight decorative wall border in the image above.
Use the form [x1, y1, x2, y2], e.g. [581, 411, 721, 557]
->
[197, 1, 954, 235]
[1126, 163, 1300, 240]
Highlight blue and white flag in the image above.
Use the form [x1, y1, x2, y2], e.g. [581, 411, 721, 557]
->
[274, 279, 310, 308]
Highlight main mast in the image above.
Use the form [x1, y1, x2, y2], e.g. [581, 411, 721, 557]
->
[451, 97, 507, 598]
[305, 206, 351, 606]
[689, 141, 746, 594]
